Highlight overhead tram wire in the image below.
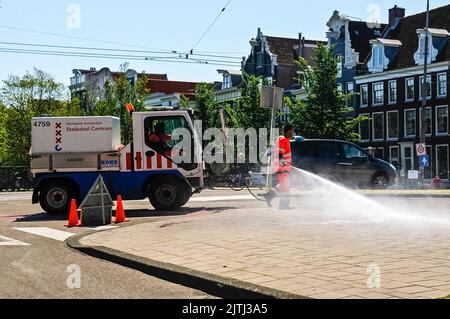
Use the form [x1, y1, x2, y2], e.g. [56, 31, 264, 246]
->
[189, 0, 233, 54]
[0, 47, 241, 67]
[0, 24, 243, 58]
[0, 46, 242, 66]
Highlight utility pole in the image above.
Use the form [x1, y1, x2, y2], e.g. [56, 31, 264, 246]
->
[419, 0, 430, 180]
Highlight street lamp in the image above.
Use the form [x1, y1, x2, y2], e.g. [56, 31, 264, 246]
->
[419, 0, 430, 180]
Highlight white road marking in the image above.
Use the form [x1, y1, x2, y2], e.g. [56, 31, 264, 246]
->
[87, 225, 119, 231]
[0, 235, 30, 246]
[191, 195, 255, 202]
[13, 227, 74, 242]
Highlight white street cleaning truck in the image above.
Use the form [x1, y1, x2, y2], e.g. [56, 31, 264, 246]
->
[30, 111, 204, 214]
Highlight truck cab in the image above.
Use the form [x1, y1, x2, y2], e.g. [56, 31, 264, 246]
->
[31, 111, 203, 215]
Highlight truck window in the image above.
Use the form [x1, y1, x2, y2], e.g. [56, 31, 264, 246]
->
[144, 116, 190, 152]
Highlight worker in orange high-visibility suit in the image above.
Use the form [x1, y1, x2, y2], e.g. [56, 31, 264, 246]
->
[261, 124, 294, 210]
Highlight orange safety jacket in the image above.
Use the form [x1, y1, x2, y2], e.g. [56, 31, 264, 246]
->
[273, 136, 292, 174]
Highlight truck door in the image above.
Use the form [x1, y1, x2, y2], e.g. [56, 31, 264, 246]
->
[137, 114, 199, 173]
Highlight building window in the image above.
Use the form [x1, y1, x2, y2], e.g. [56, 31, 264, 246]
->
[256, 52, 263, 69]
[404, 146, 414, 172]
[405, 78, 414, 101]
[372, 112, 384, 141]
[436, 145, 449, 180]
[387, 111, 398, 140]
[436, 105, 448, 135]
[404, 109, 416, 138]
[222, 75, 232, 89]
[390, 146, 400, 170]
[346, 82, 354, 107]
[419, 107, 432, 136]
[359, 113, 370, 142]
[372, 46, 384, 69]
[415, 32, 434, 65]
[425, 145, 433, 180]
[388, 80, 397, 104]
[438, 73, 447, 97]
[373, 82, 384, 105]
[419, 75, 432, 99]
[360, 84, 368, 107]
[336, 55, 343, 78]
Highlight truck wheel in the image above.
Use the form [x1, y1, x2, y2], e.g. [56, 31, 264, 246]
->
[148, 177, 184, 211]
[179, 186, 192, 207]
[39, 181, 77, 215]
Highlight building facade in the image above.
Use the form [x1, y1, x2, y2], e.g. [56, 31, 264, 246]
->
[69, 67, 167, 110]
[242, 28, 325, 124]
[354, 5, 450, 180]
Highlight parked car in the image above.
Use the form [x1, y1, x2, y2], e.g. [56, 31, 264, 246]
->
[290, 139, 397, 189]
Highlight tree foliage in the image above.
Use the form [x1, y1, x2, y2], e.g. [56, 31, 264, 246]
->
[0, 69, 84, 166]
[234, 74, 271, 131]
[288, 44, 365, 142]
[92, 63, 149, 144]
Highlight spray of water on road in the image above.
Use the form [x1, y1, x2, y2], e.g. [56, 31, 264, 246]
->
[269, 167, 450, 227]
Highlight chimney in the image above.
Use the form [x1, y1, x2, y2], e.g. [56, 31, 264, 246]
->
[298, 33, 303, 59]
[90, 67, 96, 72]
[389, 5, 405, 25]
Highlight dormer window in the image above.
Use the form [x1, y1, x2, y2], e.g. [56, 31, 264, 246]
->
[368, 39, 402, 73]
[222, 75, 232, 89]
[414, 28, 448, 65]
[373, 46, 384, 69]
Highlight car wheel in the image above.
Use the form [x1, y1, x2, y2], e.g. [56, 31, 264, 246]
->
[372, 173, 388, 190]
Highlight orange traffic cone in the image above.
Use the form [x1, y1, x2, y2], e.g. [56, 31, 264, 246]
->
[65, 199, 80, 228]
[114, 195, 128, 224]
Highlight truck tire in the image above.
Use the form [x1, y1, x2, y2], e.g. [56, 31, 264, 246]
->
[39, 181, 77, 215]
[179, 185, 192, 207]
[148, 177, 184, 211]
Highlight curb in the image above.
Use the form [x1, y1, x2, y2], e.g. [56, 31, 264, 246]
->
[66, 231, 308, 300]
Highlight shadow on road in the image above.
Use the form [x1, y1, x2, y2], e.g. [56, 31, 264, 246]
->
[11, 206, 237, 223]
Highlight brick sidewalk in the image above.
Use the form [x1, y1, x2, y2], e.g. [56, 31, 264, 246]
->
[79, 207, 450, 299]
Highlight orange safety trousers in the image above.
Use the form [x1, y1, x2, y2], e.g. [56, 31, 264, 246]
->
[277, 172, 290, 193]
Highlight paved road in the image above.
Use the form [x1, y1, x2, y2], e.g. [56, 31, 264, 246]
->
[0, 191, 229, 299]
[2, 190, 450, 299]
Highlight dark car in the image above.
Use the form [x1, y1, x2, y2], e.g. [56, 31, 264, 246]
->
[290, 139, 397, 189]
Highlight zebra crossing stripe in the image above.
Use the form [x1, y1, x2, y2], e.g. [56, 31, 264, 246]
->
[13, 227, 74, 242]
[0, 235, 30, 246]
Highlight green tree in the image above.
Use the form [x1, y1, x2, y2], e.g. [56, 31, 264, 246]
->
[0, 69, 83, 166]
[186, 83, 221, 136]
[235, 74, 271, 130]
[288, 44, 365, 142]
[92, 63, 149, 144]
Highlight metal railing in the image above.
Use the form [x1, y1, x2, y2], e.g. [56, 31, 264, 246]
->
[0, 167, 33, 192]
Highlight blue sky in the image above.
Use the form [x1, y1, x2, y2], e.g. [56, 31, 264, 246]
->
[0, 0, 447, 87]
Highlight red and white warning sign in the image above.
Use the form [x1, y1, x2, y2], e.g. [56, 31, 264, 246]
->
[416, 143, 427, 156]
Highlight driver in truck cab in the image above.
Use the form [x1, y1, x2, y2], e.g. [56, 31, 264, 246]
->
[148, 122, 172, 157]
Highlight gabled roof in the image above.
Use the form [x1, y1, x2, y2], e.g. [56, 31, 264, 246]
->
[381, 4, 450, 69]
[265, 36, 326, 66]
[147, 79, 199, 100]
[348, 21, 387, 63]
[111, 72, 168, 81]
